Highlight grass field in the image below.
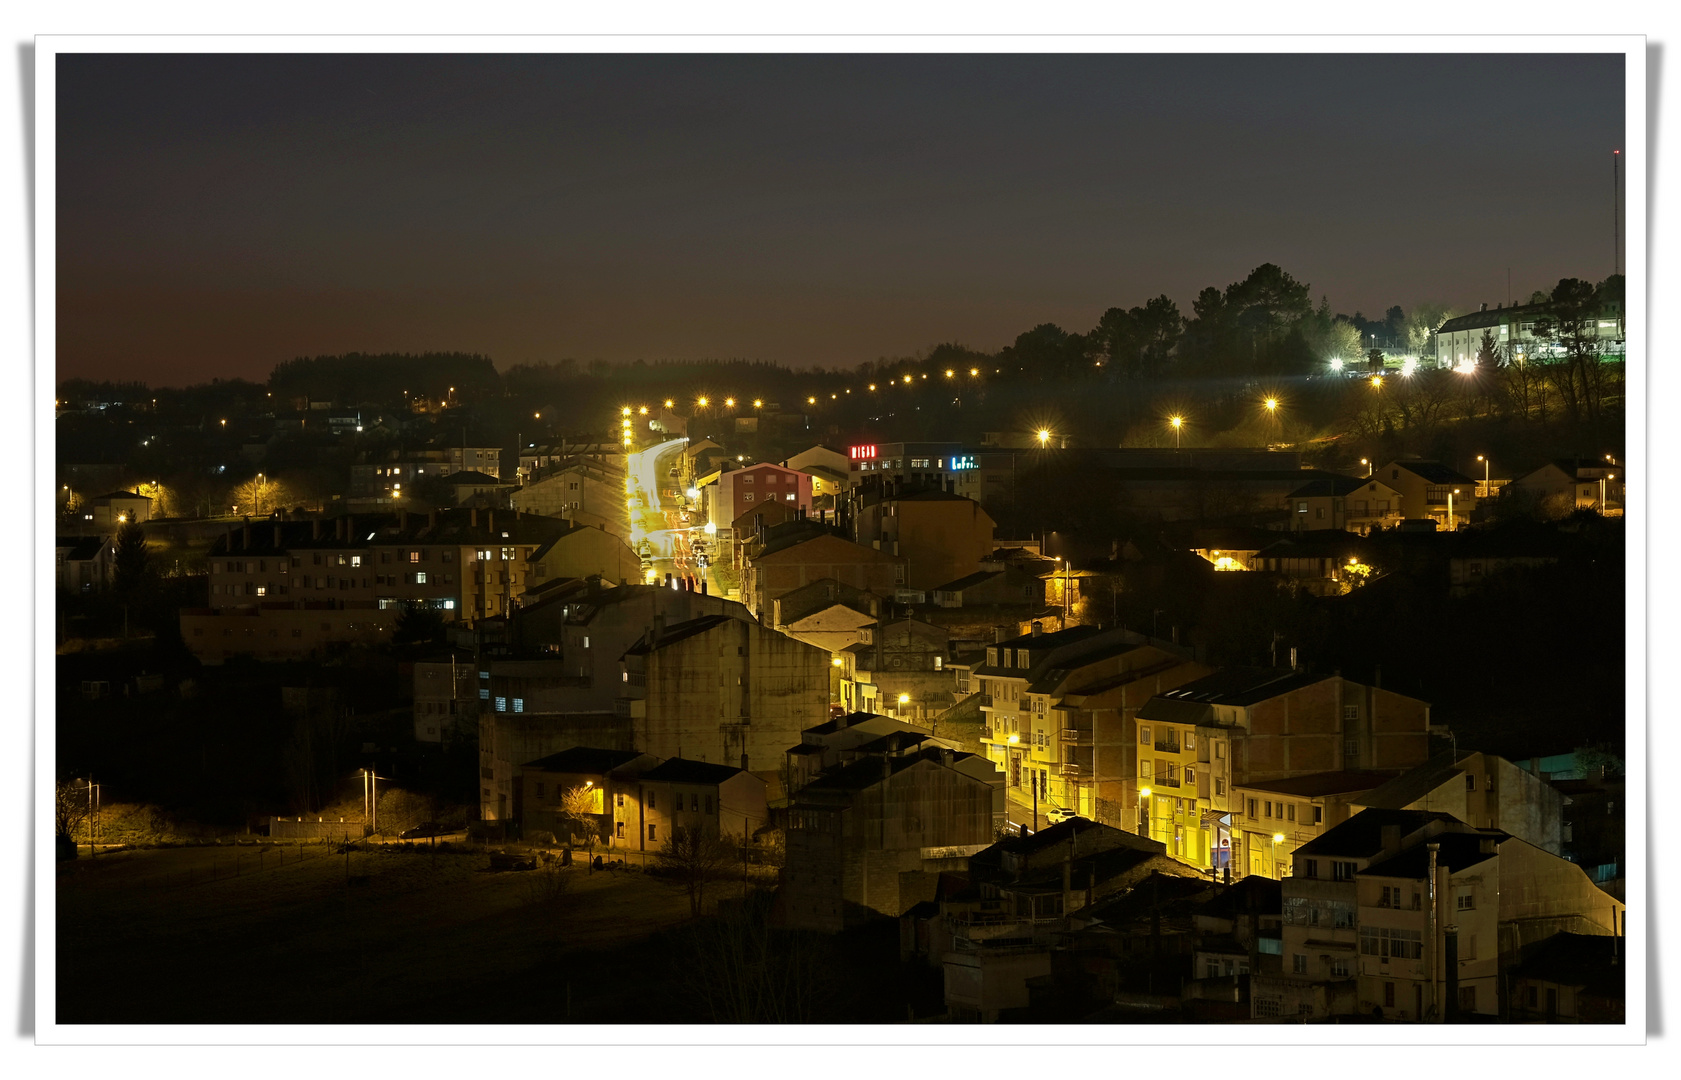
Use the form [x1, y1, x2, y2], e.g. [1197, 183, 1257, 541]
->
[55, 843, 703, 1025]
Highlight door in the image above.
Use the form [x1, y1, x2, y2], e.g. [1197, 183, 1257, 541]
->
[1545, 987, 1557, 1019]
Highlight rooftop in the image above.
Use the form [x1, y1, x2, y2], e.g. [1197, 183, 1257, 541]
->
[641, 757, 747, 786]
[1236, 770, 1405, 799]
[521, 746, 649, 775]
[1294, 808, 1472, 859]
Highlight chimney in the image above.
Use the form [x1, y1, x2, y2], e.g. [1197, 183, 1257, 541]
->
[940, 749, 954, 768]
[1380, 824, 1401, 855]
[1030, 621, 1043, 637]
[994, 626, 1010, 643]
[700, 578, 708, 595]
[1480, 302, 1488, 312]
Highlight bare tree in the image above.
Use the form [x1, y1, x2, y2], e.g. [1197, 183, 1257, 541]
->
[56, 778, 91, 846]
[559, 784, 603, 867]
[655, 827, 736, 917]
[230, 475, 290, 518]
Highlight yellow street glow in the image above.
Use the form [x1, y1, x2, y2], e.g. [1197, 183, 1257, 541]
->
[897, 693, 911, 705]
[753, 399, 763, 408]
[945, 369, 955, 377]
[1036, 428, 1051, 446]
[868, 384, 876, 391]
[664, 399, 674, 408]
[725, 397, 735, 407]
[1370, 375, 1384, 388]
[807, 396, 816, 404]
[969, 367, 979, 376]
[639, 406, 648, 415]
[1170, 416, 1183, 429]
[831, 657, 843, 667]
[697, 397, 709, 407]
[1264, 397, 1278, 411]
[621, 407, 631, 416]
[1273, 833, 1286, 844]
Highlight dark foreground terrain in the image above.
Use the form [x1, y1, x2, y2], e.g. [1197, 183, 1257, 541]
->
[56, 844, 931, 1025]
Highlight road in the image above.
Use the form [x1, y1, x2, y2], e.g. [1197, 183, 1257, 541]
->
[625, 437, 715, 590]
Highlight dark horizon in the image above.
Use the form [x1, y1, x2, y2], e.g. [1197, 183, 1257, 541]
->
[56, 51, 1626, 387]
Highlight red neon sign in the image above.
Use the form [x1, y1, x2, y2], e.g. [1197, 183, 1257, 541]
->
[849, 445, 878, 460]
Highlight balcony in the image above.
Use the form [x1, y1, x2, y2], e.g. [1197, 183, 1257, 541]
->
[1058, 728, 1090, 745]
[1154, 740, 1182, 754]
[1055, 762, 1092, 779]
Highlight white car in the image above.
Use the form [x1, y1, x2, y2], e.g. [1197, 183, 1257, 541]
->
[1045, 807, 1078, 825]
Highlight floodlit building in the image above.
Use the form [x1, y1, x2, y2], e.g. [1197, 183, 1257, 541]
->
[1374, 460, 1480, 529]
[1286, 476, 1405, 534]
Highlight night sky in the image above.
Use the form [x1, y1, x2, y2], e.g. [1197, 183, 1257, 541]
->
[55, 52, 1625, 386]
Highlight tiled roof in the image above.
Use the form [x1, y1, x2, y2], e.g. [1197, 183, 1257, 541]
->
[521, 746, 648, 774]
[1385, 460, 1476, 485]
[641, 757, 747, 785]
[932, 569, 1002, 593]
[1293, 808, 1468, 859]
[1142, 668, 1331, 714]
[1236, 770, 1405, 799]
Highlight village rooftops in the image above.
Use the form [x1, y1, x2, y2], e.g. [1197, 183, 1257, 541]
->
[1287, 475, 1387, 499]
[1385, 460, 1477, 486]
[522, 746, 650, 774]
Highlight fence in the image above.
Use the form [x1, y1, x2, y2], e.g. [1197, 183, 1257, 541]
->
[269, 816, 370, 840]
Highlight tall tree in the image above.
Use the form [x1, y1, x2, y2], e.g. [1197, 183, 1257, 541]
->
[112, 521, 149, 596]
[655, 826, 737, 917]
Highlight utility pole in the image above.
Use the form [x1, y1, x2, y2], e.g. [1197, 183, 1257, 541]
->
[1613, 150, 1621, 279]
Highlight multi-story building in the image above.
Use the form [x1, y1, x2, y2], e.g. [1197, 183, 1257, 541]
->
[769, 577, 883, 656]
[741, 524, 906, 624]
[510, 456, 630, 540]
[1229, 771, 1404, 881]
[517, 746, 658, 848]
[616, 611, 832, 772]
[708, 462, 814, 530]
[1256, 807, 1624, 1022]
[836, 617, 953, 721]
[973, 625, 1210, 825]
[54, 536, 115, 593]
[1351, 750, 1566, 854]
[1432, 298, 1624, 370]
[1136, 668, 1433, 877]
[412, 650, 478, 743]
[847, 482, 997, 592]
[632, 758, 770, 851]
[845, 441, 965, 490]
[782, 746, 999, 933]
[1286, 476, 1406, 534]
[350, 445, 504, 497]
[1505, 458, 1624, 517]
[73, 490, 153, 531]
[1375, 460, 1480, 528]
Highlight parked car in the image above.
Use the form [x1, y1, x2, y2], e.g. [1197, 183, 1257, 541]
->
[400, 822, 446, 839]
[1045, 807, 1079, 825]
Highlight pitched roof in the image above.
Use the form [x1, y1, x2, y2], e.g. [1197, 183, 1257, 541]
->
[623, 613, 737, 656]
[1385, 460, 1476, 485]
[441, 470, 504, 485]
[1293, 808, 1469, 859]
[89, 491, 150, 501]
[1359, 829, 1503, 879]
[1352, 752, 1466, 810]
[521, 746, 648, 774]
[57, 536, 110, 560]
[1140, 668, 1332, 719]
[1287, 476, 1392, 499]
[641, 757, 747, 785]
[932, 569, 1003, 593]
[1509, 933, 1626, 998]
[1235, 770, 1405, 799]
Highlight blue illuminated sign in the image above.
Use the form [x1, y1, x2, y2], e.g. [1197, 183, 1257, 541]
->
[951, 455, 977, 470]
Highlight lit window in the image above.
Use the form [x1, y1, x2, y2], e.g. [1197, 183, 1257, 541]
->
[414, 572, 427, 584]
[479, 688, 489, 700]
[513, 698, 524, 713]
[255, 587, 266, 596]
[495, 696, 507, 712]
[785, 493, 795, 501]
[351, 556, 362, 567]
[409, 551, 420, 563]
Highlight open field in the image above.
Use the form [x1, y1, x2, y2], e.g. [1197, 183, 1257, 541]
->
[56, 843, 703, 1025]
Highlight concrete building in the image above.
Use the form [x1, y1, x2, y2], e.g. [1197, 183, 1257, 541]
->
[518, 746, 658, 846]
[634, 757, 770, 851]
[930, 565, 1046, 609]
[1229, 770, 1404, 881]
[837, 617, 953, 721]
[437, 470, 510, 506]
[974, 625, 1211, 826]
[510, 456, 630, 540]
[1432, 299, 1624, 370]
[741, 525, 906, 625]
[781, 746, 999, 932]
[1255, 808, 1623, 1022]
[412, 650, 477, 743]
[845, 441, 966, 490]
[1508, 932, 1626, 1023]
[847, 482, 996, 592]
[617, 612, 832, 773]
[1137, 669, 1433, 878]
[1351, 750, 1566, 854]
[769, 577, 884, 655]
[180, 602, 396, 664]
[524, 523, 641, 591]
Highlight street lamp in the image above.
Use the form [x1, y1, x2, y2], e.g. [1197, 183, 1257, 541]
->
[1370, 375, 1384, 389]
[1601, 474, 1614, 513]
[752, 399, 763, 409]
[1476, 455, 1489, 499]
[724, 398, 735, 408]
[970, 367, 980, 377]
[697, 397, 709, 408]
[1446, 488, 1460, 531]
[1036, 428, 1052, 447]
[1169, 415, 1183, 448]
[1361, 457, 1372, 478]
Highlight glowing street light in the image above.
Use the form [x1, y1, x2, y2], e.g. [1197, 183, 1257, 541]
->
[945, 369, 955, 378]
[832, 656, 844, 667]
[969, 367, 980, 377]
[752, 399, 763, 409]
[808, 396, 817, 405]
[902, 375, 912, 384]
[664, 399, 674, 408]
[1369, 375, 1384, 389]
[1169, 415, 1183, 448]
[697, 397, 709, 408]
[1361, 457, 1372, 478]
[639, 406, 648, 415]
[621, 406, 632, 417]
[868, 384, 877, 392]
[1036, 428, 1052, 447]
[1476, 454, 1489, 499]
[1330, 358, 1344, 372]
[724, 397, 736, 408]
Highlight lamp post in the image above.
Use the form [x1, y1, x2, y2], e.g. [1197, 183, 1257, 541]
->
[1139, 785, 1152, 842]
[1446, 488, 1459, 532]
[1601, 474, 1614, 514]
[1477, 455, 1489, 499]
[1169, 416, 1183, 448]
[1361, 457, 1371, 478]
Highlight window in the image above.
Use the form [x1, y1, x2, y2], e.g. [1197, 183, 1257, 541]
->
[785, 493, 796, 501]
[1140, 726, 1151, 745]
[1246, 798, 1257, 818]
[512, 698, 524, 713]
[1215, 778, 1225, 796]
[647, 791, 656, 809]
[494, 696, 507, 712]
[1466, 774, 1477, 792]
[1383, 982, 1396, 1008]
[479, 688, 489, 700]
[1360, 926, 1424, 960]
[1287, 804, 1296, 822]
[1215, 741, 1224, 760]
[1343, 705, 1357, 721]
[615, 822, 625, 839]
[1185, 766, 1195, 786]
[1379, 885, 1400, 908]
[351, 556, 362, 567]
[743, 493, 754, 502]
[1184, 732, 1194, 751]
[1313, 806, 1323, 824]
[1296, 501, 1308, 514]
[1332, 860, 1356, 882]
[1330, 959, 1350, 978]
[1455, 887, 1475, 911]
[1485, 774, 1495, 791]
[409, 551, 420, 563]
[1344, 738, 1359, 760]
[1264, 801, 1272, 818]
[648, 824, 657, 842]
[1292, 954, 1308, 974]
[1304, 858, 1319, 879]
[414, 572, 427, 584]
[1140, 761, 1152, 780]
